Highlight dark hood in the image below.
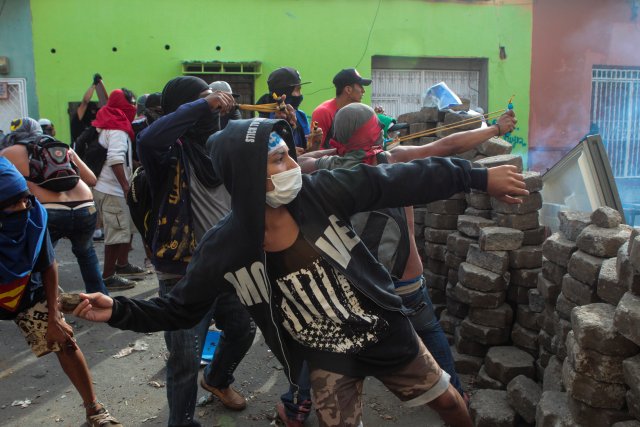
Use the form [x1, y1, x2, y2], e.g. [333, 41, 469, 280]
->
[207, 118, 297, 240]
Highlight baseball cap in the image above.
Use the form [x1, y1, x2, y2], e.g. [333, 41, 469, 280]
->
[333, 68, 372, 89]
[38, 118, 53, 127]
[267, 67, 311, 93]
[209, 81, 240, 98]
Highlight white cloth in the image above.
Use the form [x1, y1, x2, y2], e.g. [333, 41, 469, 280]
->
[94, 129, 133, 197]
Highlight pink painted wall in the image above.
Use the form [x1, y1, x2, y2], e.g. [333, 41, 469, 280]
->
[529, 0, 640, 171]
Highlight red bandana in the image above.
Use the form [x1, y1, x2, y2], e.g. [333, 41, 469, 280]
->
[92, 89, 137, 141]
[329, 115, 383, 165]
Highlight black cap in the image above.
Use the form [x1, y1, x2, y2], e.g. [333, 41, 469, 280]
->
[333, 68, 372, 90]
[267, 67, 310, 93]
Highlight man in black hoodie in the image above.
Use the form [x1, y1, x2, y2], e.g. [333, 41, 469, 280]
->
[135, 77, 255, 427]
[74, 117, 528, 427]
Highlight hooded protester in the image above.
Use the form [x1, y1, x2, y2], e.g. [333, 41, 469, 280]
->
[209, 81, 242, 129]
[0, 117, 43, 149]
[0, 158, 122, 427]
[73, 115, 529, 427]
[132, 76, 256, 426]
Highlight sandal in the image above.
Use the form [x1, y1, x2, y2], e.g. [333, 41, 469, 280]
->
[86, 408, 123, 427]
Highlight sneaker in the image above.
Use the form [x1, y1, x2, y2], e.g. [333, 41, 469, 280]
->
[115, 263, 149, 278]
[200, 379, 247, 410]
[104, 275, 136, 291]
[276, 402, 305, 427]
[93, 229, 104, 242]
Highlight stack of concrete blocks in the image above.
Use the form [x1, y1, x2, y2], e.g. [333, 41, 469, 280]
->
[396, 107, 440, 146]
[614, 227, 640, 421]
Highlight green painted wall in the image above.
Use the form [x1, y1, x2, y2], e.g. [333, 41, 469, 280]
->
[31, 0, 531, 162]
[0, 0, 38, 117]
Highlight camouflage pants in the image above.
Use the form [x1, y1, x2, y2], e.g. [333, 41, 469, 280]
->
[14, 299, 63, 357]
[310, 338, 450, 427]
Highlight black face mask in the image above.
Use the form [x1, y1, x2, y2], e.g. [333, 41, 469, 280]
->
[286, 95, 303, 110]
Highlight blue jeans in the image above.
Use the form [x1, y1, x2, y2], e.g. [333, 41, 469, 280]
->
[159, 279, 255, 427]
[401, 279, 464, 396]
[280, 361, 313, 422]
[46, 206, 108, 294]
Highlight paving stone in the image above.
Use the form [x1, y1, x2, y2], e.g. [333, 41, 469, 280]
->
[491, 191, 542, 215]
[463, 206, 492, 219]
[630, 233, 640, 275]
[613, 291, 640, 347]
[474, 154, 523, 171]
[425, 212, 459, 230]
[469, 389, 516, 427]
[540, 306, 556, 335]
[475, 364, 506, 390]
[510, 268, 541, 288]
[537, 272, 561, 302]
[426, 257, 448, 275]
[460, 318, 510, 346]
[539, 346, 553, 367]
[446, 231, 476, 257]
[558, 210, 591, 242]
[445, 283, 470, 318]
[449, 192, 466, 200]
[413, 207, 427, 225]
[565, 331, 625, 384]
[423, 227, 452, 244]
[554, 315, 572, 345]
[492, 211, 540, 231]
[542, 232, 578, 267]
[426, 198, 467, 214]
[572, 303, 640, 356]
[562, 358, 626, 409]
[577, 224, 632, 258]
[450, 344, 483, 375]
[424, 270, 447, 291]
[522, 171, 543, 192]
[469, 303, 513, 328]
[628, 387, 640, 421]
[536, 391, 575, 427]
[484, 346, 536, 384]
[507, 284, 530, 305]
[459, 262, 508, 292]
[457, 215, 496, 238]
[466, 244, 509, 274]
[541, 257, 567, 286]
[591, 206, 623, 228]
[568, 395, 634, 426]
[516, 304, 542, 330]
[454, 327, 488, 357]
[598, 257, 625, 305]
[555, 292, 577, 321]
[561, 273, 599, 305]
[447, 269, 459, 287]
[543, 356, 565, 392]
[522, 226, 546, 246]
[509, 245, 542, 269]
[617, 244, 640, 296]
[477, 136, 513, 157]
[465, 190, 492, 210]
[538, 329, 554, 353]
[451, 281, 506, 308]
[425, 242, 446, 261]
[528, 288, 545, 313]
[397, 107, 439, 124]
[512, 323, 539, 354]
[478, 226, 524, 251]
[439, 309, 462, 335]
[567, 250, 604, 286]
[444, 251, 464, 270]
[623, 354, 640, 398]
[612, 421, 640, 427]
[506, 375, 541, 424]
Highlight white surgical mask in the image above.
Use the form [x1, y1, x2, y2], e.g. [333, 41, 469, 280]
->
[266, 166, 302, 208]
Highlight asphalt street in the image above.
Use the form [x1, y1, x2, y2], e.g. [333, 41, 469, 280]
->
[0, 235, 448, 426]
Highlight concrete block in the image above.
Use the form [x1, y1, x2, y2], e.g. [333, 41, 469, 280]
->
[466, 244, 509, 274]
[397, 107, 439, 124]
[465, 190, 492, 210]
[424, 270, 447, 291]
[611, 422, 640, 427]
[457, 215, 496, 238]
[540, 306, 556, 335]
[614, 291, 640, 347]
[512, 323, 539, 355]
[477, 136, 513, 157]
[463, 206, 492, 219]
[476, 365, 506, 390]
[451, 281, 506, 309]
[450, 344, 483, 375]
[425, 242, 446, 262]
[542, 232, 578, 268]
[630, 234, 640, 275]
[628, 387, 640, 421]
[516, 304, 542, 330]
[454, 327, 488, 357]
[509, 245, 542, 269]
[522, 226, 546, 246]
[469, 303, 513, 328]
[447, 269, 459, 288]
[566, 331, 625, 384]
[577, 224, 632, 258]
[423, 227, 452, 244]
[446, 231, 475, 257]
[537, 271, 561, 302]
[444, 251, 464, 270]
[558, 210, 591, 242]
[474, 154, 523, 172]
[543, 356, 565, 392]
[562, 358, 626, 409]
[572, 303, 639, 356]
[591, 206, 623, 229]
[561, 273, 599, 305]
[413, 207, 427, 225]
[507, 284, 531, 305]
[567, 395, 633, 426]
[425, 212, 459, 230]
[439, 309, 462, 335]
[484, 346, 536, 385]
[522, 171, 543, 192]
[478, 226, 524, 251]
[506, 375, 542, 424]
[511, 268, 541, 288]
[567, 250, 604, 286]
[542, 257, 567, 286]
[597, 257, 625, 305]
[459, 318, 510, 346]
[535, 391, 575, 427]
[539, 346, 553, 367]
[426, 198, 466, 214]
[538, 330, 554, 353]
[528, 288, 545, 313]
[426, 257, 448, 275]
[622, 354, 640, 398]
[491, 191, 542, 215]
[445, 283, 470, 319]
[555, 292, 577, 321]
[493, 211, 540, 231]
[459, 262, 508, 292]
[469, 389, 517, 427]
[617, 246, 640, 296]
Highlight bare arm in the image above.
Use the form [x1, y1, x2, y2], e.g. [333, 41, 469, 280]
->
[388, 110, 516, 163]
[95, 79, 108, 107]
[69, 147, 97, 186]
[43, 261, 77, 350]
[76, 85, 96, 121]
[111, 163, 130, 195]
